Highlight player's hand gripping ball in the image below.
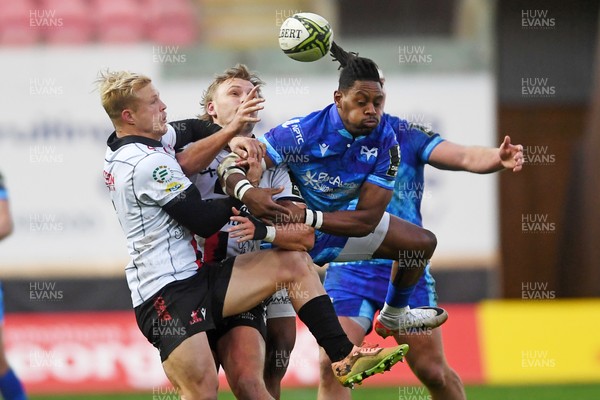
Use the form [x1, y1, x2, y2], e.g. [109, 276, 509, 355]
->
[279, 12, 333, 62]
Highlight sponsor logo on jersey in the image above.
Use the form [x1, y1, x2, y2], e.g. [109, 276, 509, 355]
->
[289, 173, 303, 198]
[282, 119, 304, 144]
[409, 122, 435, 136]
[301, 170, 345, 190]
[291, 124, 304, 144]
[152, 165, 173, 183]
[319, 143, 329, 157]
[386, 144, 400, 177]
[165, 181, 183, 193]
[103, 170, 115, 191]
[360, 146, 378, 161]
[281, 118, 300, 128]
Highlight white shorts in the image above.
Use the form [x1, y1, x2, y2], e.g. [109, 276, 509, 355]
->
[333, 212, 390, 262]
[266, 288, 296, 319]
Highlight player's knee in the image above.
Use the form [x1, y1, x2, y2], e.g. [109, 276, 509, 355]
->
[180, 375, 219, 400]
[411, 361, 447, 390]
[420, 228, 437, 259]
[276, 250, 314, 282]
[265, 349, 289, 379]
[266, 344, 294, 375]
[231, 371, 266, 400]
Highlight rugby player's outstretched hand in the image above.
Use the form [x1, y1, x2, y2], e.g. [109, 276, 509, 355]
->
[499, 135, 524, 172]
[242, 186, 292, 221]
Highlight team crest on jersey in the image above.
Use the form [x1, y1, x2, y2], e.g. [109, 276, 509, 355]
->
[152, 165, 173, 183]
[360, 146, 378, 161]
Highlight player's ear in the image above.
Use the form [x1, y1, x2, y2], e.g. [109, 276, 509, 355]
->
[333, 90, 343, 109]
[121, 109, 135, 125]
[206, 101, 217, 117]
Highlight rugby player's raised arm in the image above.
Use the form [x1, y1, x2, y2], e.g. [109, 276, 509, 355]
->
[174, 91, 264, 175]
[428, 135, 524, 174]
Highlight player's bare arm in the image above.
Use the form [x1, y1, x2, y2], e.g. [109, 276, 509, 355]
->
[218, 153, 292, 220]
[176, 86, 265, 175]
[284, 182, 392, 238]
[269, 199, 314, 251]
[428, 135, 524, 173]
[229, 200, 314, 251]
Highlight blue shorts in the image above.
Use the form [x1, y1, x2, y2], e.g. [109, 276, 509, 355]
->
[309, 231, 348, 265]
[325, 264, 437, 327]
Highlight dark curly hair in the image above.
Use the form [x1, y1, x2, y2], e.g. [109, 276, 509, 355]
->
[330, 41, 380, 91]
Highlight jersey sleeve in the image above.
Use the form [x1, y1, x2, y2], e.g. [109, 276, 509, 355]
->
[169, 119, 222, 151]
[365, 125, 400, 190]
[259, 118, 302, 166]
[406, 123, 445, 163]
[133, 152, 192, 206]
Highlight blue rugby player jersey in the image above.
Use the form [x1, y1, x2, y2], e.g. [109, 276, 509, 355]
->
[259, 104, 400, 213]
[325, 114, 445, 302]
[260, 104, 400, 264]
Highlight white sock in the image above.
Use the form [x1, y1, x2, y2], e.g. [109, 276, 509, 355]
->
[378, 304, 409, 327]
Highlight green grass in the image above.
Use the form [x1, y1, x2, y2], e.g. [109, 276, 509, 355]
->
[28, 383, 600, 400]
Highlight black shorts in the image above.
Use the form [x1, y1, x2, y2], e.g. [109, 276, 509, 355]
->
[134, 258, 234, 362]
[207, 302, 267, 351]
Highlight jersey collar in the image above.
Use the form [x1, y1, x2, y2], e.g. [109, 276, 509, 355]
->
[107, 132, 163, 151]
[328, 104, 367, 141]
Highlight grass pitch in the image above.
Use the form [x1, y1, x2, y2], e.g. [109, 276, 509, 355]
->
[28, 383, 600, 400]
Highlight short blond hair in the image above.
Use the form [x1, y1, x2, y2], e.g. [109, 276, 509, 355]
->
[199, 64, 264, 121]
[97, 70, 152, 121]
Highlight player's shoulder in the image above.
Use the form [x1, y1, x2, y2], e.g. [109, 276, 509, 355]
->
[132, 151, 184, 190]
[135, 148, 177, 168]
[405, 120, 437, 138]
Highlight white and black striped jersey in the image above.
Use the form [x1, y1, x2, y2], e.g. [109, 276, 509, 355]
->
[104, 125, 198, 307]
